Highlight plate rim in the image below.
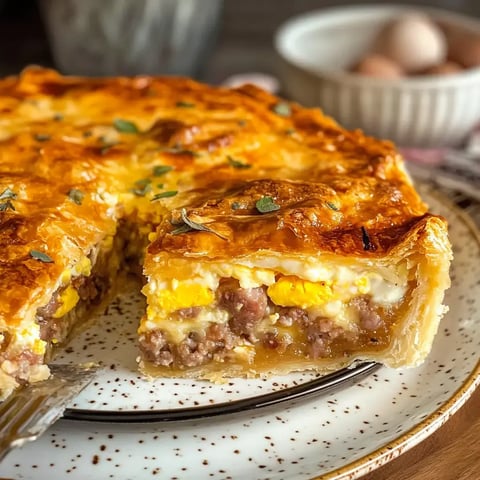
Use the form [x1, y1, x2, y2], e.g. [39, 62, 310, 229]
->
[314, 186, 480, 480]
[322, 361, 480, 480]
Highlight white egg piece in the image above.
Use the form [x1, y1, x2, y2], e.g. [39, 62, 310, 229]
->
[376, 14, 447, 73]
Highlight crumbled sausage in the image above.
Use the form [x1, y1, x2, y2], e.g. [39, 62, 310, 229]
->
[139, 330, 174, 366]
[218, 283, 268, 338]
[277, 307, 309, 327]
[350, 296, 383, 330]
[306, 318, 345, 359]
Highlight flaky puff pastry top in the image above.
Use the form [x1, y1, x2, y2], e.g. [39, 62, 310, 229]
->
[0, 67, 451, 329]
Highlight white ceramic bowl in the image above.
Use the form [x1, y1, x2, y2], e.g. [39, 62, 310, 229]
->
[275, 5, 480, 147]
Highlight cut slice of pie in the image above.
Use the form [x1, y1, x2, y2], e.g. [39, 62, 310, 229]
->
[0, 67, 452, 399]
[140, 179, 451, 379]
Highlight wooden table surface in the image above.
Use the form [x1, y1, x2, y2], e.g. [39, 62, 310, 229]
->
[360, 377, 480, 480]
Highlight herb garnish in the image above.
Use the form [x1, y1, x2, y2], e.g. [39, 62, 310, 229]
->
[175, 101, 195, 108]
[361, 226, 373, 251]
[171, 208, 228, 240]
[67, 189, 85, 205]
[256, 196, 280, 214]
[100, 143, 117, 155]
[113, 118, 139, 134]
[272, 102, 291, 117]
[0, 188, 16, 212]
[231, 201, 242, 210]
[227, 156, 251, 169]
[135, 178, 152, 188]
[151, 191, 178, 201]
[131, 181, 152, 197]
[160, 146, 202, 157]
[326, 202, 339, 211]
[153, 165, 173, 176]
[33, 133, 51, 142]
[30, 250, 54, 263]
[0, 187, 16, 201]
[171, 224, 194, 235]
[0, 200, 14, 212]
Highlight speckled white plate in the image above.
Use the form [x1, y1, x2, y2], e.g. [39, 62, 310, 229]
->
[50, 282, 378, 422]
[1, 186, 479, 480]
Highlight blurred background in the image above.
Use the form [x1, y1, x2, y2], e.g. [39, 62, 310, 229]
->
[1, 0, 479, 80]
[1, 0, 480, 148]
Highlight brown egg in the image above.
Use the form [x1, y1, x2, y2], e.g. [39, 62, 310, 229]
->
[374, 14, 447, 73]
[353, 54, 404, 78]
[448, 32, 480, 68]
[424, 61, 463, 75]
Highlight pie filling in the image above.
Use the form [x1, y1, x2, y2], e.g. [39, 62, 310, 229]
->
[0, 232, 411, 385]
[0, 234, 122, 385]
[139, 262, 411, 374]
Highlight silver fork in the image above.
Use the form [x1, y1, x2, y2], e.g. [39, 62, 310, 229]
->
[0, 364, 97, 461]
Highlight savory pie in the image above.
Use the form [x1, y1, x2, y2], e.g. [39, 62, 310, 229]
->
[0, 67, 452, 399]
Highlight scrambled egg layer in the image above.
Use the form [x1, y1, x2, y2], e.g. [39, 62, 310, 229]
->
[144, 263, 406, 334]
[147, 272, 374, 318]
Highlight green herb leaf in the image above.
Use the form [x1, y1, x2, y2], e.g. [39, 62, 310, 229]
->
[0, 188, 17, 212]
[156, 183, 164, 189]
[0, 187, 17, 201]
[30, 250, 54, 263]
[171, 208, 228, 240]
[255, 196, 280, 214]
[151, 191, 178, 201]
[171, 224, 194, 235]
[160, 146, 202, 157]
[227, 156, 251, 169]
[100, 143, 117, 155]
[131, 183, 152, 197]
[113, 118, 139, 134]
[134, 178, 152, 188]
[0, 200, 15, 212]
[326, 202, 339, 211]
[272, 102, 291, 117]
[175, 101, 195, 108]
[153, 165, 173, 176]
[33, 133, 51, 142]
[67, 188, 85, 205]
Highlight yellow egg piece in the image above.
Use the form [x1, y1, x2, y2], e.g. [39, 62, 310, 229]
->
[53, 285, 80, 318]
[76, 256, 92, 276]
[267, 276, 333, 308]
[157, 282, 214, 313]
[355, 276, 370, 295]
[32, 338, 46, 355]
